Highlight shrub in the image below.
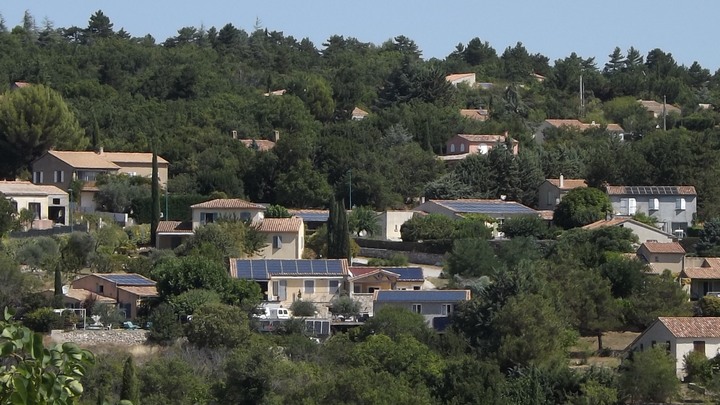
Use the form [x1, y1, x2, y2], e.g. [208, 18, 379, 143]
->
[329, 296, 361, 318]
[146, 303, 182, 345]
[23, 307, 63, 332]
[368, 254, 409, 267]
[289, 300, 317, 317]
[697, 296, 720, 316]
[185, 303, 250, 349]
[684, 351, 712, 383]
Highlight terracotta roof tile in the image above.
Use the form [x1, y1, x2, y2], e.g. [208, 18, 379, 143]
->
[546, 178, 587, 190]
[117, 286, 159, 297]
[638, 100, 681, 115]
[0, 181, 67, 196]
[460, 109, 489, 121]
[156, 221, 193, 234]
[544, 119, 624, 133]
[658, 317, 720, 338]
[63, 288, 116, 303]
[191, 198, 265, 209]
[254, 217, 303, 233]
[47, 151, 168, 168]
[641, 242, 685, 254]
[239, 139, 276, 151]
[682, 267, 720, 279]
[583, 217, 633, 229]
[102, 152, 168, 164]
[352, 107, 369, 117]
[445, 73, 475, 82]
[457, 134, 517, 144]
[537, 210, 554, 220]
[349, 267, 380, 277]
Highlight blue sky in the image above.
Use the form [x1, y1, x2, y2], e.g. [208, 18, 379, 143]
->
[3, 0, 719, 71]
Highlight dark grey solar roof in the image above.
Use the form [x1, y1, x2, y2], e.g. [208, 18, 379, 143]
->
[438, 200, 536, 215]
[99, 274, 155, 286]
[293, 212, 329, 222]
[623, 186, 677, 195]
[375, 290, 469, 302]
[380, 267, 424, 281]
[234, 259, 345, 280]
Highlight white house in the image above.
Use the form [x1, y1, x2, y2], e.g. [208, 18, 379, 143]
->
[606, 186, 697, 236]
[190, 198, 265, 230]
[583, 217, 676, 244]
[0, 181, 68, 229]
[629, 317, 720, 379]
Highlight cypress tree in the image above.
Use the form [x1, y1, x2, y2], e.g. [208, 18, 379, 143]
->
[327, 198, 351, 262]
[150, 143, 160, 247]
[120, 356, 139, 405]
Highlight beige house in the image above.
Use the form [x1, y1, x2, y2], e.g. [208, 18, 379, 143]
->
[254, 217, 305, 259]
[636, 241, 685, 275]
[155, 221, 193, 249]
[415, 199, 537, 236]
[375, 210, 416, 241]
[638, 99, 681, 118]
[0, 181, 68, 229]
[31, 149, 168, 212]
[630, 317, 720, 379]
[231, 259, 349, 317]
[582, 217, 675, 244]
[190, 198, 266, 230]
[537, 176, 587, 210]
[680, 257, 720, 300]
[71, 273, 158, 319]
[459, 108, 489, 122]
[442, 133, 519, 159]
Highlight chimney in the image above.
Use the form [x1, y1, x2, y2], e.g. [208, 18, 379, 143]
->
[97, 146, 104, 155]
[231, 130, 238, 140]
[272, 130, 280, 143]
[559, 174, 564, 188]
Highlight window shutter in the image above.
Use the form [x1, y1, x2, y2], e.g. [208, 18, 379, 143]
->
[676, 198, 686, 210]
[620, 198, 628, 214]
[650, 198, 659, 210]
[628, 198, 637, 215]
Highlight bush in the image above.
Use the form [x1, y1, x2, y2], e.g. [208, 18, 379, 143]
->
[329, 296, 361, 318]
[289, 300, 318, 317]
[684, 351, 712, 383]
[23, 307, 63, 332]
[500, 215, 556, 239]
[697, 296, 720, 316]
[367, 254, 409, 267]
[185, 303, 251, 349]
[146, 303, 183, 345]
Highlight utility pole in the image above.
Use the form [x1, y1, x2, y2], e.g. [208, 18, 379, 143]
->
[347, 169, 352, 210]
[663, 95, 667, 131]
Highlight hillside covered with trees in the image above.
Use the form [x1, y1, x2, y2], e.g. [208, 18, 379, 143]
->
[2, 10, 720, 218]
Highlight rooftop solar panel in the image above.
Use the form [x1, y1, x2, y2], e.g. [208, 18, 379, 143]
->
[233, 259, 346, 279]
[441, 201, 536, 215]
[295, 213, 329, 222]
[381, 267, 424, 280]
[101, 274, 155, 286]
[623, 186, 680, 195]
[375, 290, 469, 302]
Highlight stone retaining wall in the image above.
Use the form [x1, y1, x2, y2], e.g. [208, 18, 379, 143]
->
[359, 247, 445, 266]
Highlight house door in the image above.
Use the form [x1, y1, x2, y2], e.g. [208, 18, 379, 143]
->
[278, 280, 287, 301]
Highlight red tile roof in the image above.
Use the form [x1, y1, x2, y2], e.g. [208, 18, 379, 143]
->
[156, 221, 193, 234]
[352, 107, 369, 118]
[546, 178, 587, 190]
[445, 73, 475, 82]
[641, 242, 685, 254]
[253, 217, 303, 233]
[544, 119, 624, 133]
[682, 267, 720, 280]
[118, 286, 158, 297]
[0, 181, 67, 196]
[191, 198, 265, 209]
[460, 109, 489, 121]
[658, 317, 720, 338]
[457, 134, 518, 144]
[239, 139, 276, 151]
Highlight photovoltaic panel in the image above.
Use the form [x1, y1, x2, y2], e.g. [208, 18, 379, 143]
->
[101, 274, 155, 286]
[233, 259, 346, 279]
[376, 290, 469, 302]
[296, 260, 312, 274]
[441, 200, 536, 215]
[382, 267, 424, 281]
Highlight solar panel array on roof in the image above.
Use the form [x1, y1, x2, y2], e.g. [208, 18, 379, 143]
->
[375, 290, 469, 302]
[381, 267, 424, 281]
[294, 212, 329, 222]
[440, 201, 536, 214]
[100, 274, 155, 286]
[624, 186, 678, 195]
[234, 259, 345, 280]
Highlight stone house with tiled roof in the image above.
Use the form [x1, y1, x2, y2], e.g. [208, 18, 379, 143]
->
[254, 217, 305, 259]
[439, 133, 518, 164]
[638, 99, 681, 118]
[533, 119, 625, 143]
[459, 108, 489, 122]
[680, 257, 720, 300]
[629, 317, 720, 378]
[636, 241, 685, 275]
[190, 198, 266, 229]
[31, 149, 168, 212]
[537, 175, 587, 210]
[606, 185, 697, 236]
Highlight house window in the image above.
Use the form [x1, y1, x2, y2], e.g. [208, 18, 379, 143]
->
[460, 143, 466, 152]
[273, 235, 283, 249]
[650, 198, 660, 210]
[329, 280, 340, 293]
[676, 198, 686, 210]
[53, 170, 64, 183]
[304, 280, 315, 294]
[32, 171, 43, 183]
[546, 192, 554, 205]
[240, 212, 252, 221]
[450, 144, 455, 153]
[413, 286, 421, 291]
[628, 198, 637, 215]
[52, 198, 60, 205]
[411, 304, 422, 314]
[353, 284, 361, 293]
[28, 202, 41, 220]
[694, 341, 706, 353]
[97, 284, 104, 294]
[441, 304, 453, 316]
[201, 212, 215, 224]
[665, 341, 671, 352]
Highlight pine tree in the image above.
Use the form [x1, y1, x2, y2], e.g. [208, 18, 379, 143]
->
[604, 47, 624, 74]
[120, 356, 139, 405]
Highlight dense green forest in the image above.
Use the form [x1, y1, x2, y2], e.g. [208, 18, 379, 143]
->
[2, 10, 720, 217]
